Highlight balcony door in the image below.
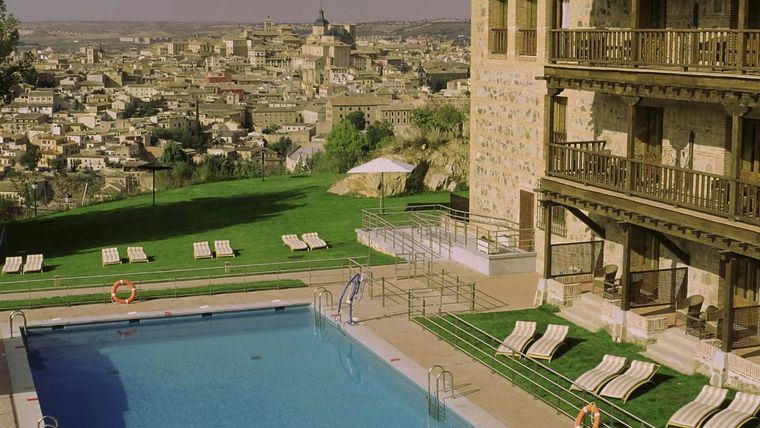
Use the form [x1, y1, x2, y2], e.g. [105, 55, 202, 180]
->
[635, 106, 664, 163]
[751, 0, 760, 29]
[734, 256, 760, 307]
[741, 119, 760, 182]
[519, 191, 534, 251]
[639, 0, 667, 29]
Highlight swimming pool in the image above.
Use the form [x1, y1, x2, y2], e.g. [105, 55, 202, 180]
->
[24, 305, 472, 427]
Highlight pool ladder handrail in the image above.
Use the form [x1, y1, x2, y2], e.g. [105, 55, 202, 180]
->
[427, 365, 454, 422]
[37, 415, 59, 428]
[313, 287, 335, 325]
[9, 310, 27, 338]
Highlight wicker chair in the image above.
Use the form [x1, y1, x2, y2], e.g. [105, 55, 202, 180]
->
[593, 264, 619, 296]
[676, 295, 705, 328]
[702, 305, 723, 339]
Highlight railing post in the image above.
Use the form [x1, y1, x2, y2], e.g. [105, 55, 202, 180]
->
[382, 277, 386, 307]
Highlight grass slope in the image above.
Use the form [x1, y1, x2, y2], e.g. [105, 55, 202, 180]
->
[2, 174, 447, 287]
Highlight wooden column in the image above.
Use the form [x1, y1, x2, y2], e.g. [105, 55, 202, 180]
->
[737, 0, 748, 71]
[543, 201, 554, 280]
[726, 105, 749, 219]
[623, 96, 641, 194]
[620, 223, 633, 311]
[630, 0, 641, 65]
[544, 89, 563, 175]
[722, 253, 737, 352]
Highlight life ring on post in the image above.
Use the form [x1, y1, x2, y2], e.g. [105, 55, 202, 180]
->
[111, 279, 138, 304]
[574, 402, 601, 428]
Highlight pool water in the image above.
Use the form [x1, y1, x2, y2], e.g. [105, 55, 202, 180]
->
[25, 306, 472, 427]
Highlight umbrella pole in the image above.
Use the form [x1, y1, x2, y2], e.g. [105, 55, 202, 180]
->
[152, 170, 156, 207]
[380, 172, 385, 214]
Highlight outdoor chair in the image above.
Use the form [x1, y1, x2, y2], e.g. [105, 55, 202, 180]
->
[676, 295, 705, 328]
[127, 247, 149, 264]
[525, 324, 569, 362]
[702, 305, 723, 339]
[2, 256, 22, 275]
[666, 385, 728, 428]
[703, 391, 760, 428]
[102, 248, 122, 266]
[282, 234, 308, 252]
[23, 254, 44, 274]
[495, 321, 536, 357]
[302, 233, 327, 250]
[599, 360, 659, 403]
[570, 355, 627, 393]
[214, 240, 235, 258]
[193, 242, 213, 260]
[593, 264, 618, 296]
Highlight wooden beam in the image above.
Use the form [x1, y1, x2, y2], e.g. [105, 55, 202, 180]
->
[620, 223, 633, 311]
[565, 206, 606, 239]
[722, 253, 737, 352]
[652, 230, 690, 265]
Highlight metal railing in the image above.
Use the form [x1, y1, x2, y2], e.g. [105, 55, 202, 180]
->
[0, 256, 370, 310]
[428, 365, 455, 422]
[9, 310, 26, 338]
[411, 310, 656, 428]
[628, 267, 688, 308]
[731, 305, 760, 349]
[549, 240, 605, 280]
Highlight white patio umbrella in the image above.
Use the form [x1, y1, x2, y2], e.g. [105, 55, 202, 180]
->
[348, 157, 416, 212]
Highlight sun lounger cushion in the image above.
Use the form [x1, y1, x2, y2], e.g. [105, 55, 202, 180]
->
[526, 324, 569, 360]
[2, 256, 22, 274]
[302, 233, 327, 250]
[599, 360, 658, 402]
[282, 234, 308, 251]
[496, 321, 537, 356]
[23, 254, 43, 273]
[214, 240, 234, 257]
[193, 242, 213, 259]
[127, 247, 148, 263]
[571, 355, 627, 393]
[102, 248, 121, 265]
[703, 392, 760, 428]
[667, 385, 728, 428]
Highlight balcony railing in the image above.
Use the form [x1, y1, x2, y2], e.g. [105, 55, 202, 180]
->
[490, 28, 509, 55]
[517, 29, 537, 56]
[550, 28, 760, 74]
[547, 142, 760, 226]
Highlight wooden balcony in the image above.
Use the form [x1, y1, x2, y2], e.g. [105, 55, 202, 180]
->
[546, 142, 760, 226]
[550, 29, 760, 74]
[517, 29, 537, 56]
[490, 28, 509, 55]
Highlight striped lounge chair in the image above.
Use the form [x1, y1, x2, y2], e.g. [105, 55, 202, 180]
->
[127, 247, 149, 263]
[214, 240, 235, 258]
[282, 234, 308, 252]
[193, 242, 213, 260]
[667, 385, 728, 428]
[599, 360, 659, 403]
[23, 254, 44, 274]
[570, 355, 628, 393]
[2, 256, 22, 275]
[703, 392, 760, 428]
[525, 324, 569, 362]
[495, 321, 536, 357]
[302, 233, 328, 250]
[102, 248, 122, 266]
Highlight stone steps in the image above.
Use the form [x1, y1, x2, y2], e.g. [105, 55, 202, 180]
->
[559, 293, 606, 332]
[642, 328, 699, 375]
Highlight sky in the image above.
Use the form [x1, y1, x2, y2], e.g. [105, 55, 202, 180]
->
[8, 0, 470, 23]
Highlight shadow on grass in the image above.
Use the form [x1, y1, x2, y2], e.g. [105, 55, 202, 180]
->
[5, 187, 312, 259]
[551, 337, 586, 361]
[625, 372, 675, 402]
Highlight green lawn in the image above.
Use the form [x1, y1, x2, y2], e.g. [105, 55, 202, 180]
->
[422, 307, 713, 427]
[2, 174, 449, 290]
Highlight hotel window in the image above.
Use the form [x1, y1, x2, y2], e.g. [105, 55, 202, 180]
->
[552, 97, 568, 143]
[489, 0, 509, 54]
[536, 201, 567, 237]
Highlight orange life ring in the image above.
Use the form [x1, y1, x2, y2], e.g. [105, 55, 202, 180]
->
[574, 403, 601, 428]
[111, 279, 137, 304]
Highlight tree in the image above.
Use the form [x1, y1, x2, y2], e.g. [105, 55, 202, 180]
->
[269, 136, 293, 157]
[365, 120, 395, 154]
[47, 157, 66, 174]
[18, 144, 39, 170]
[160, 142, 190, 164]
[345, 111, 366, 131]
[411, 104, 465, 137]
[321, 120, 365, 173]
[0, 1, 36, 103]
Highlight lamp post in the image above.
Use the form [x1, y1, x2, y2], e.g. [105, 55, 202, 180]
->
[31, 181, 38, 216]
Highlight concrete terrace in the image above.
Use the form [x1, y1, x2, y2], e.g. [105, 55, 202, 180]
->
[0, 262, 566, 428]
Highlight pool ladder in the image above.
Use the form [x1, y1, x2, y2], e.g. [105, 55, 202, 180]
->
[428, 365, 454, 422]
[37, 415, 58, 428]
[9, 310, 27, 338]
[313, 287, 334, 327]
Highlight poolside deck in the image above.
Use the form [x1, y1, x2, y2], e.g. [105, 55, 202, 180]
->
[0, 262, 566, 428]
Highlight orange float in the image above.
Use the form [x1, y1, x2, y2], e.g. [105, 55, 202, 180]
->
[574, 402, 601, 428]
[111, 279, 138, 304]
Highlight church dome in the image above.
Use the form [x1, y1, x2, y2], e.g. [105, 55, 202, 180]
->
[313, 7, 329, 26]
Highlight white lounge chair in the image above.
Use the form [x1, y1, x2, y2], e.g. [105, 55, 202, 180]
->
[302, 233, 328, 250]
[667, 385, 728, 428]
[193, 242, 213, 260]
[495, 321, 536, 357]
[570, 355, 628, 393]
[525, 324, 569, 362]
[599, 360, 659, 403]
[282, 234, 308, 252]
[102, 248, 122, 266]
[2, 256, 22, 275]
[127, 247, 149, 263]
[703, 391, 760, 428]
[214, 240, 235, 258]
[23, 254, 44, 274]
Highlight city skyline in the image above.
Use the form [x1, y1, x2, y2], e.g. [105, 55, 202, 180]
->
[8, 0, 470, 23]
